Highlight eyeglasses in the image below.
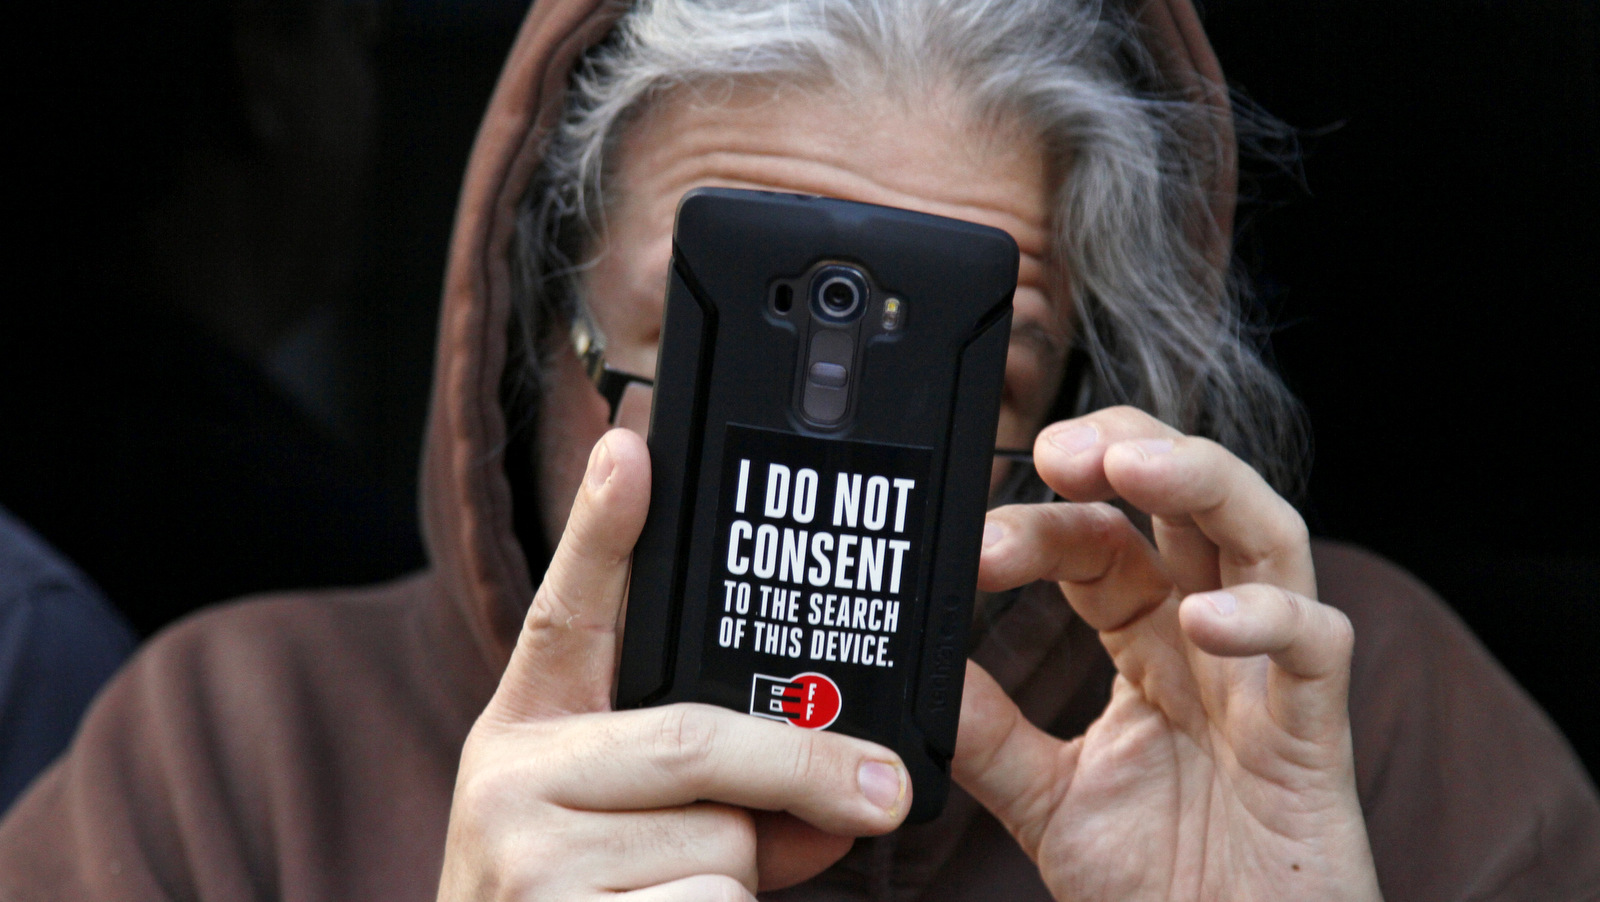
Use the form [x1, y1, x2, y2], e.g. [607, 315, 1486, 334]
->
[571, 311, 657, 433]
[572, 316, 1034, 463]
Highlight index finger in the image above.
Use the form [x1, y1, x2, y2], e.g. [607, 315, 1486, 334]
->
[489, 429, 653, 722]
[538, 704, 911, 835]
[1035, 407, 1313, 596]
[1101, 435, 1314, 596]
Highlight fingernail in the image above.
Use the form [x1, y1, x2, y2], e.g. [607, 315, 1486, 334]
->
[1205, 591, 1238, 616]
[1134, 438, 1174, 458]
[587, 437, 614, 490]
[982, 521, 1005, 549]
[858, 761, 904, 813]
[1046, 423, 1098, 456]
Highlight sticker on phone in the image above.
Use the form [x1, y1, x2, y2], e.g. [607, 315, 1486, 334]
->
[704, 424, 932, 736]
[749, 672, 842, 730]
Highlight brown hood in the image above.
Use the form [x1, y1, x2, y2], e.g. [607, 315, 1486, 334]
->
[417, 0, 1239, 679]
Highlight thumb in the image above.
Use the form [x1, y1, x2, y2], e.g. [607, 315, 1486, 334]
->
[951, 661, 1076, 859]
[490, 428, 653, 722]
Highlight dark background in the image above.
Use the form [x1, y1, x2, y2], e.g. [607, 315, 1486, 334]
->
[1206, 0, 1600, 782]
[3, 0, 1595, 780]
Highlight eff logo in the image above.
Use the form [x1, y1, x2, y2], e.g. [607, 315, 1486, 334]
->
[749, 672, 841, 730]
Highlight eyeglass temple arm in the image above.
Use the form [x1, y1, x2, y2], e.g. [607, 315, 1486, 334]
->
[573, 317, 655, 424]
[595, 368, 654, 423]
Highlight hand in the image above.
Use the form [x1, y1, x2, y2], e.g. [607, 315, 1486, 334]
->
[956, 407, 1382, 901]
[437, 429, 910, 901]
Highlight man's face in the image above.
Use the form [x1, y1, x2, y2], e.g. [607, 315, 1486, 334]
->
[536, 84, 1070, 545]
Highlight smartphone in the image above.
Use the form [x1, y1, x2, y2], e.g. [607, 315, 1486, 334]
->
[615, 187, 1017, 823]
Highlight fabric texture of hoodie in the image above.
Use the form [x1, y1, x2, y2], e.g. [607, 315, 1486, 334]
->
[3, 0, 1599, 899]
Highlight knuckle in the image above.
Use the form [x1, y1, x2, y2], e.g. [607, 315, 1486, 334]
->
[498, 829, 562, 891]
[491, 861, 541, 902]
[1232, 505, 1311, 569]
[523, 579, 617, 645]
[1321, 606, 1357, 661]
[1045, 503, 1122, 565]
[655, 705, 719, 776]
[453, 749, 528, 825]
[1068, 503, 1147, 586]
[708, 804, 759, 861]
[458, 724, 494, 766]
[453, 730, 558, 811]
[450, 767, 502, 830]
[781, 730, 824, 787]
[1272, 584, 1306, 622]
[1271, 504, 1312, 550]
[450, 766, 557, 867]
[525, 583, 581, 636]
[1274, 587, 1355, 661]
[1075, 502, 1125, 543]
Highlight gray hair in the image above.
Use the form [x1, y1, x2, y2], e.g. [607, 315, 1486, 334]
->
[510, 0, 1307, 497]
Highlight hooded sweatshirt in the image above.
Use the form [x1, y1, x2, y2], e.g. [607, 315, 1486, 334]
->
[3, 1, 1598, 899]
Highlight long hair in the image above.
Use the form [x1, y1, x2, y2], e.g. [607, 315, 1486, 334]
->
[509, 0, 1307, 497]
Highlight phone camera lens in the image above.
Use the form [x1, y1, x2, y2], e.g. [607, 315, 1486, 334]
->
[811, 265, 868, 322]
[822, 280, 855, 312]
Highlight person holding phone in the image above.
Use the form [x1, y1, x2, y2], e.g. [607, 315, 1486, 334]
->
[3, 0, 1597, 899]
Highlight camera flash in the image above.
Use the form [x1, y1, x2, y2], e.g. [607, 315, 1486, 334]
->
[881, 297, 904, 331]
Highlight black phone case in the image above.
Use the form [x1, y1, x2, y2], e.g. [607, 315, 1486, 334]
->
[615, 188, 1016, 823]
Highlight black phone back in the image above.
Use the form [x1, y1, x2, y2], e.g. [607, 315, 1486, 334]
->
[616, 188, 1016, 823]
